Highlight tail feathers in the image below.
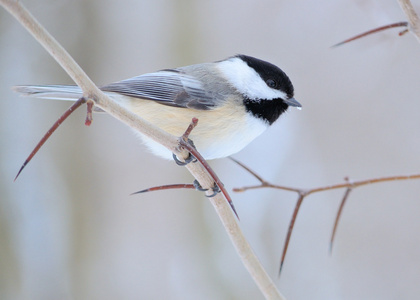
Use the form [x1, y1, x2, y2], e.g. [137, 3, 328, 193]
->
[13, 85, 83, 101]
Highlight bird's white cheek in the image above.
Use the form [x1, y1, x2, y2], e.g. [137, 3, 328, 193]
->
[217, 58, 287, 100]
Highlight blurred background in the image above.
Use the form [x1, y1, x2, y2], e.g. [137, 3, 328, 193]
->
[1, 0, 420, 299]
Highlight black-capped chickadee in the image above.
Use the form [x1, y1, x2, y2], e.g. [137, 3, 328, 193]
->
[14, 55, 301, 160]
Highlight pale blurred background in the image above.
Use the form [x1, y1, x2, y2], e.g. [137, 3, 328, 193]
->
[1, 0, 420, 299]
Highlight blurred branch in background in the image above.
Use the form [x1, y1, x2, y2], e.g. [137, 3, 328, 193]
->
[398, 0, 420, 42]
[331, 21, 409, 48]
[234, 0, 420, 277]
[333, 0, 420, 47]
[232, 158, 420, 274]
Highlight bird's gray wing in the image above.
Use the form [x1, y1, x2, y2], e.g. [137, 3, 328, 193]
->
[100, 69, 217, 110]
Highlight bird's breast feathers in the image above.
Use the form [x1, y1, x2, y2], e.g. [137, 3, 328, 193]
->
[121, 95, 269, 159]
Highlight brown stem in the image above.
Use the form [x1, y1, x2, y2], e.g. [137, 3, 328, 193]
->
[232, 158, 420, 275]
[332, 21, 408, 47]
[279, 194, 305, 277]
[330, 186, 353, 254]
[14, 97, 86, 181]
[131, 184, 195, 195]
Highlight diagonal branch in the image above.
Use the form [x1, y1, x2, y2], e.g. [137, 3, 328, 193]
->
[0, 1, 284, 299]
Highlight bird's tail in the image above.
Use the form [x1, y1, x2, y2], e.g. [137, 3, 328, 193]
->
[13, 85, 83, 101]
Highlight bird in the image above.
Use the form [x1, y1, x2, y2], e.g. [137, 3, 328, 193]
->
[14, 54, 301, 161]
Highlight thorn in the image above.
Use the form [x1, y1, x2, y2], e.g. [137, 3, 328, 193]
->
[14, 161, 28, 182]
[131, 184, 195, 195]
[278, 261, 284, 279]
[279, 194, 304, 277]
[230, 202, 240, 220]
[330, 185, 353, 255]
[331, 21, 408, 48]
[14, 97, 86, 181]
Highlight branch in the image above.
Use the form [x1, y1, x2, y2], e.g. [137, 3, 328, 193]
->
[231, 158, 420, 275]
[331, 22, 408, 47]
[398, 0, 420, 42]
[0, 1, 284, 298]
[14, 97, 86, 181]
[333, 1, 420, 47]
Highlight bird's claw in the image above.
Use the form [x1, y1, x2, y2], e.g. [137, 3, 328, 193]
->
[172, 153, 197, 166]
[173, 138, 197, 166]
[193, 179, 221, 198]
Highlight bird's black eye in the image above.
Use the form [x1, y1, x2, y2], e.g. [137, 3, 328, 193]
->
[266, 79, 277, 88]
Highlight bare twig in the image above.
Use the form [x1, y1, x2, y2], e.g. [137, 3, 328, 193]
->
[332, 22, 408, 47]
[131, 184, 195, 195]
[333, 0, 420, 47]
[181, 117, 198, 142]
[279, 194, 304, 277]
[330, 183, 353, 254]
[1, 1, 284, 298]
[14, 97, 86, 181]
[231, 158, 420, 275]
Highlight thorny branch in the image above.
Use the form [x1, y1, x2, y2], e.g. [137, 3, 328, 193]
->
[3, 0, 420, 297]
[14, 97, 87, 181]
[0, 1, 284, 299]
[331, 22, 409, 47]
[332, 1, 420, 47]
[231, 158, 420, 275]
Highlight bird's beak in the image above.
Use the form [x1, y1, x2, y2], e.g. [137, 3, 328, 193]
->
[284, 97, 301, 108]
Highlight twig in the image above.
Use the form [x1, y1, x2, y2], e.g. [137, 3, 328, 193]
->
[0, 1, 284, 299]
[231, 158, 420, 275]
[398, 0, 420, 42]
[279, 194, 304, 277]
[333, 0, 420, 47]
[14, 97, 86, 181]
[331, 22, 408, 47]
[131, 184, 195, 195]
[329, 184, 353, 254]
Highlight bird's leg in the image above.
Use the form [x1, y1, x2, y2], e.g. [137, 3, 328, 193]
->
[175, 117, 238, 217]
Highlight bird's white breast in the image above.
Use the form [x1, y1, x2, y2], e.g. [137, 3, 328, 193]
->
[113, 94, 269, 160]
